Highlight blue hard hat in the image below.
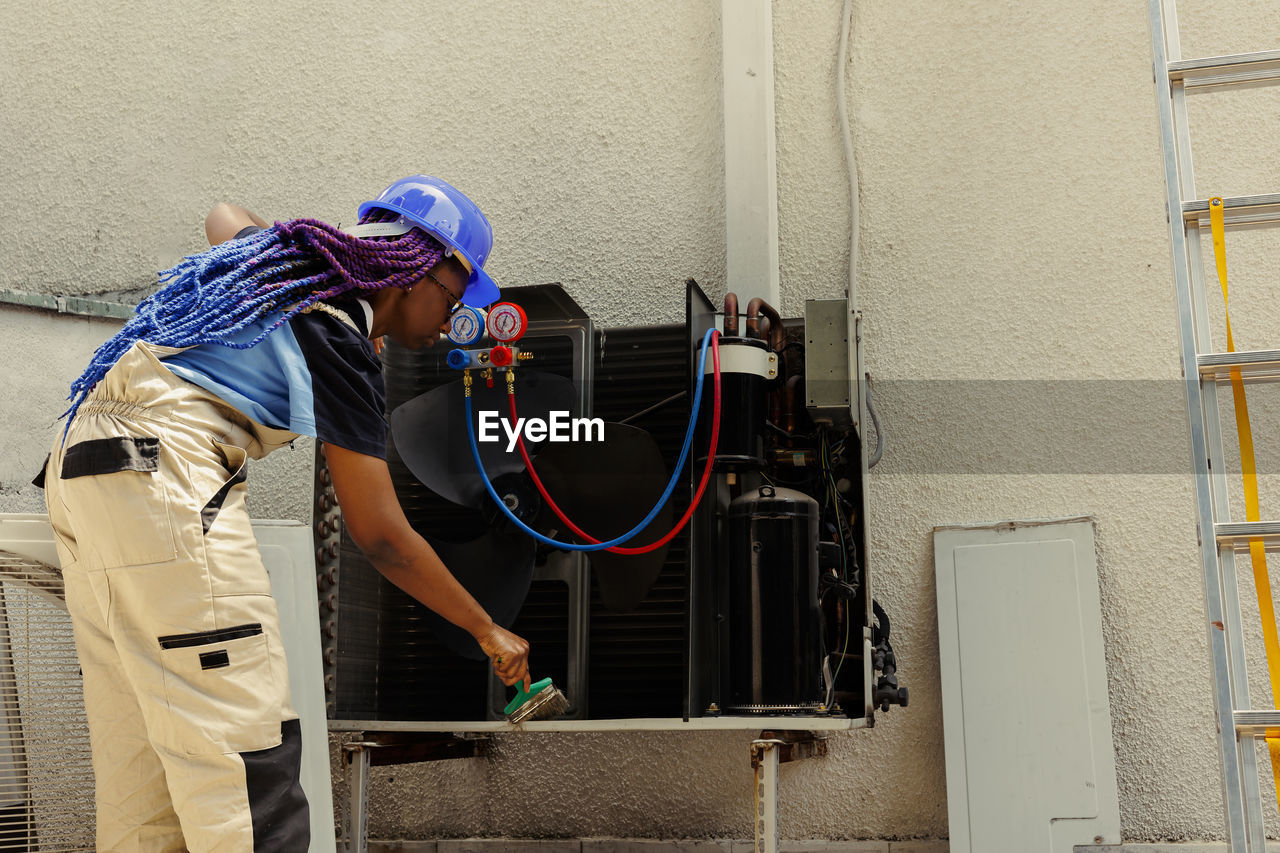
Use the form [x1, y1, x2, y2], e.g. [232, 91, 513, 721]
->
[359, 175, 499, 308]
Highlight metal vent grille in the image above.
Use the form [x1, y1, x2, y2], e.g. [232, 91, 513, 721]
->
[0, 551, 93, 852]
[333, 537, 490, 721]
[588, 324, 689, 718]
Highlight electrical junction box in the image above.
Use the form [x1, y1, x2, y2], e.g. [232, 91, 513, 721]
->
[804, 298, 858, 428]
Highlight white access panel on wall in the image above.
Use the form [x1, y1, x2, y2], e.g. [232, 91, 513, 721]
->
[934, 517, 1119, 852]
[0, 513, 335, 853]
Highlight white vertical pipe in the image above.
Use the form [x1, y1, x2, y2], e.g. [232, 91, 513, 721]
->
[722, 0, 780, 307]
[344, 745, 371, 853]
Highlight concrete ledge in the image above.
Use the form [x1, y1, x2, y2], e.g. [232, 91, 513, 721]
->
[368, 842, 1280, 853]
[369, 842, 944, 853]
[586, 843, 733, 852]
[1076, 846, 1280, 853]
[731, 843, 890, 852]
[440, 842, 582, 853]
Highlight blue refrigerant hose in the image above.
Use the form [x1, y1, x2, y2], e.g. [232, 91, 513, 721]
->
[464, 327, 717, 551]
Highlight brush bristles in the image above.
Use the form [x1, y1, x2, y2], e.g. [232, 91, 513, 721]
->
[509, 684, 570, 723]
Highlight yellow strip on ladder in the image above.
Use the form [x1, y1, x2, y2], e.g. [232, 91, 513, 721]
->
[1210, 196, 1280, 802]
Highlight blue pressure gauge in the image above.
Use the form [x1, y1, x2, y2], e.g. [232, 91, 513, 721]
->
[447, 305, 487, 346]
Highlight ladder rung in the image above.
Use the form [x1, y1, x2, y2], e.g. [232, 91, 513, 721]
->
[1215, 522, 1280, 551]
[1199, 350, 1280, 381]
[1234, 710, 1280, 737]
[1183, 194, 1280, 227]
[1169, 49, 1280, 88]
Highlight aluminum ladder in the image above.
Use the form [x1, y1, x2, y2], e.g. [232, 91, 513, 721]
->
[1149, 1, 1280, 848]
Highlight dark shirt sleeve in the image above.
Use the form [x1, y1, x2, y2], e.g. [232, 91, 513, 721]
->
[289, 303, 388, 458]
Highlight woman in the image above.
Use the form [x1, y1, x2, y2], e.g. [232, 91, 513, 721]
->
[41, 175, 530, 852]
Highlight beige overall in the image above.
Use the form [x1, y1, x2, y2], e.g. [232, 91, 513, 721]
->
[43, 340, 309, 852]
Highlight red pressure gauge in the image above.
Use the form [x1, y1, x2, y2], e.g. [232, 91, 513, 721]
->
[486, 302, 528, 343]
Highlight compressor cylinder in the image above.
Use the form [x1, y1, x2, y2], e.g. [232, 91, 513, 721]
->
[698, 336, 775, 471]
[724, 485, 826, 713]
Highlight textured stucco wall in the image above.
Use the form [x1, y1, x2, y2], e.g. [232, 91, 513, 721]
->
[5, 0, 1280, 843]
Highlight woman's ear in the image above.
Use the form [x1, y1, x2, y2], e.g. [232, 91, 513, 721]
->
[444, 255, 470, 281]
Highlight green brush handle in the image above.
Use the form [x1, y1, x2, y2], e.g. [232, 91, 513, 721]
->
[503, 676, 554, 716]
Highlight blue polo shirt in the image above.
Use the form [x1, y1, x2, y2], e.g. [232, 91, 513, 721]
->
[159, 238, 388, 459]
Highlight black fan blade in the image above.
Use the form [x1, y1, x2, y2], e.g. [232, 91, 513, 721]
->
[418, 528, 536, 660]
[533, 423, 674, 611]
[390, 370, 576, 508]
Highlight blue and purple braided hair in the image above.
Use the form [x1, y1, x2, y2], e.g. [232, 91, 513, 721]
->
[63, 208, 445, 424]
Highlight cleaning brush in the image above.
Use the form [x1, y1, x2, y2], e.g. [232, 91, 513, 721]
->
[504, 677, 569, 723]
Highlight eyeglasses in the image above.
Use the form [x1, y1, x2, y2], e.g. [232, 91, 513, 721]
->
[425, 271, 464, 315]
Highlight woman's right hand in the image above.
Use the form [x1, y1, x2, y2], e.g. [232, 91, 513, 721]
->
[475, 624, 531, 691]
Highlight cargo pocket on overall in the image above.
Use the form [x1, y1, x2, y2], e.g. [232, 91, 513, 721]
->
[202, 441, 248, 535]
[60, 436, 178, 568]
[157, 622, 283, 755]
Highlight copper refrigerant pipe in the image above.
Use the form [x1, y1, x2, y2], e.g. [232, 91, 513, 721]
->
[745, 298, 786, 352]
[782, 374, 802, 434]
[769, 373, 801, 434]
[723, 293, 739, 336]
[745, 298, 761, 340]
